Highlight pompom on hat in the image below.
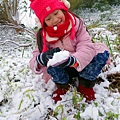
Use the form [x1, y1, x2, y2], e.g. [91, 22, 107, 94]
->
[29, 0, 70, 28]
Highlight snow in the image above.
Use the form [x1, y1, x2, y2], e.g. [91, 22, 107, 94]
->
[47, 50, 70, 67]
[19, 0, 36, 27]
[0, 3, 120, 120]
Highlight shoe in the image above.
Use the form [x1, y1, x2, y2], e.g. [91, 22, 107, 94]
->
[78, 84, 95, 101]
[52, 84, 69, 103]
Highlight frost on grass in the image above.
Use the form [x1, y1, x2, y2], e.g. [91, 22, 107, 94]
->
[0, 35, 120, 120]
[0, 5, 120, 120]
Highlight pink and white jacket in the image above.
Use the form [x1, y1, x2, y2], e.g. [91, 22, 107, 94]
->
[29, 17, 111, 83]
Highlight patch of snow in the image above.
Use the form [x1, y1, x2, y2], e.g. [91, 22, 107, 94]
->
[47, 50, 70, 67]
[0, 3, 120, 120]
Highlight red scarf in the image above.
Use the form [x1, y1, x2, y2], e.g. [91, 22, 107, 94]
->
[42, 12, 76, 52]
[45, 13, 71, 38]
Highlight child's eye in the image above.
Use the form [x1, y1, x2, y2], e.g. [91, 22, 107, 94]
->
[54, 11, 59, 15]
[46, 17, 51, 21]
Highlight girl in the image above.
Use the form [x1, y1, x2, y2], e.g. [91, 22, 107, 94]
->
[29, 0, 110, 103]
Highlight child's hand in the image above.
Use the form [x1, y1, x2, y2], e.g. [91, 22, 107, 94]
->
[54, 56, 76, 68]
[47, 50, 77, 68]
[36, 47, 61, 66]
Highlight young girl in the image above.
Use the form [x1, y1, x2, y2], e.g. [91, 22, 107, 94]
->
[29, 0, 110, 103]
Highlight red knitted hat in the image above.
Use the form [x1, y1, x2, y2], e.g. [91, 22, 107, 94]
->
[30, 0, 70, 27]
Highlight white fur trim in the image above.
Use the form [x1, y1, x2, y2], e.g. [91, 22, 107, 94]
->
[68, 12, 76, 25]
[67, 20, 72, 31]
[62, 0, 70, 8]
[46, 32, 58, 42]
[35, 17, 42, 29]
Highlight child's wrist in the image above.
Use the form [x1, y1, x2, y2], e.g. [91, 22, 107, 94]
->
[36, 63, 42, 71]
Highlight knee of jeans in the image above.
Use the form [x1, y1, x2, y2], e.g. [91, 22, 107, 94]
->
[47, 66, 69, 84]
[96, 50, 109, 63]
[47, 66, 64, 76]
[47, 66, 54, 75]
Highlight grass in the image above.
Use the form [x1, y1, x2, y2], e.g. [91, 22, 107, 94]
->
[74, 0, 120, 12]
[1, 3, 120, 119]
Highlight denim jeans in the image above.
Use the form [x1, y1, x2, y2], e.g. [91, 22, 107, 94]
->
[47, 66, 69, 84]
[47, 51, 109, 84]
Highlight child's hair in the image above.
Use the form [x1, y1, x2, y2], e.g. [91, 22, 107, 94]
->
[37, 28, 43, 53]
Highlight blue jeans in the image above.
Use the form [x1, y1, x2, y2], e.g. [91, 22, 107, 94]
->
[47, 51, 109, 84]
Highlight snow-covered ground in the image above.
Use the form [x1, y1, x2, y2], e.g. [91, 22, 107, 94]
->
[75, 5, 120, 26]
[0, 5, 120, 120]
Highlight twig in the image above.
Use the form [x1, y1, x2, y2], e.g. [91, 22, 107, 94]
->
[0, 24, 35, 35]
[0, 39, 34, 47]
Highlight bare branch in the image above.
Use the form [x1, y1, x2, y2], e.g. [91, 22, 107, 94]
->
[13, 0, 18, 16]
[4, 0, 18, 25]
[0, 39, 34, 47]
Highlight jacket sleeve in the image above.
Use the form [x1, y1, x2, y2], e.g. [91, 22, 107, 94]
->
[29, 47, 41, 74]
[72, 18, 110, 71]
[29, 47, 51, 83]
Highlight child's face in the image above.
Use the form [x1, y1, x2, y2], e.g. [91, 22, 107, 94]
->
[45, 10, 65, 27]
